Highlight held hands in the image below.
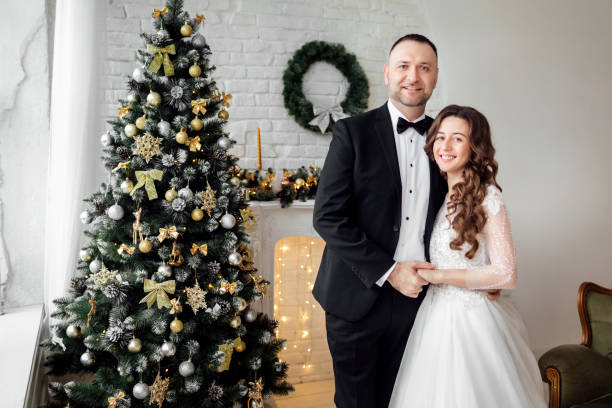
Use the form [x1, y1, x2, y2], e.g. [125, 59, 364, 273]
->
[387, 261, 435, 298]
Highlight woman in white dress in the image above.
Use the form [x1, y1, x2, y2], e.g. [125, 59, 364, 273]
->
[388, 105, 547, 408]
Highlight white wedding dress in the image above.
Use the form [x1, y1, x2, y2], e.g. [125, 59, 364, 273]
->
[388, 185, 547, 408]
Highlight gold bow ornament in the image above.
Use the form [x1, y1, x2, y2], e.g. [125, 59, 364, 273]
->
[152, 7, 168, 18]
[191, 99, 207, 116]
[112, 160, 131, 173]
[220, 281, 237, 295]
[157, 226, 180, 242]
[188, 136, 201, 152]
[170, 297, 183, 314]
[146, 43, 176, 77]
[195, 13, 206, 25]
[221, 92, 233, 108]
[118, 243, 135, 255]
[190, 243, 208, 255]
[131, 169, 163, 200]
[118, 106, 132, 118]
[108, 391, 126, 408]
[139, 279, 176, 309]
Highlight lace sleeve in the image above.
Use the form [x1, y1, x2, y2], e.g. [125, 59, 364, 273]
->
[465, 186, 518, 290]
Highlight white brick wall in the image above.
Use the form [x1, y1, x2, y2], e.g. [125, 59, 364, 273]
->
[102, 0, 441, 170]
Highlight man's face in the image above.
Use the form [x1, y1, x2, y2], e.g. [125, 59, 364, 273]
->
[384, 40, 438, 110]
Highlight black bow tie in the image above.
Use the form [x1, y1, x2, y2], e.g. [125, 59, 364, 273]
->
[396, 117, 428, 135]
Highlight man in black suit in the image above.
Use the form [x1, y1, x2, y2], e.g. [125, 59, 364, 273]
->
[312, 34, 447, 407]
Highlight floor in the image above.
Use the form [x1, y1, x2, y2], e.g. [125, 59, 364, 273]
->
[274, 379, 335, 408]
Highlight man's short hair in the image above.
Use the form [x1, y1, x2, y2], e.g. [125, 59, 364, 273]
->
[390, 34, 437, 57]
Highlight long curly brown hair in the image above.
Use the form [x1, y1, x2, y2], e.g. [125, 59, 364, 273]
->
[424, 105, 501, 259]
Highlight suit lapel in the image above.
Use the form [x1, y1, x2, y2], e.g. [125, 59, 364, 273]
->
[372, 104, 402, 199]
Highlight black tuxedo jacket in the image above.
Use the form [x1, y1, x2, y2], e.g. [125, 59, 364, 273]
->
[312, 103, 448, 321]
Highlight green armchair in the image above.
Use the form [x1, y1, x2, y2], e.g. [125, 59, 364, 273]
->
[538, 282, 612, 408]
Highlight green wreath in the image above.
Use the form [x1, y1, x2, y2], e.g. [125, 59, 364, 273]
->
[283, 41, 369, 133]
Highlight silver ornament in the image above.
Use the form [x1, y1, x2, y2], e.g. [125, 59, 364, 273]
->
[80, 351, 95, 366]
[107, 204, 125, 220]
[100, 132, 112, 147]
[147, 91, 162, 106]
[124, 123, 137, 137]
[89, 259, 102, 273]
[128, 337, 142, 353]
[244, 309, 257, 323]
[205, 219, 219, 232]
[178, 187, 194, 202]
[127, 91, 139, 103]
[79, 210, 92, 224]
[156, 29, 170, 41]
[161, 340, 176, 357]
[157, 120, 171, 136]
[260, 331, 272, 344]
[179, 360, 195, 377]
[132, 67, 146, 83]
[228, 252, 242, 266]
[192, 33, 206, 49]
[220, 213, 236, 229]
[120, 179, 134, 194]
[79, 249, 92, 262]
[66, 324, 81, 338]
[133, 382, 150, 399]
[217, 136, 231, 150]
[157, 263, 172, 278]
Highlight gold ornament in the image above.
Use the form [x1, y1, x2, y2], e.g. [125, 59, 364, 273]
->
[168, 241, 184, 266]
[157, 226, 180, 243]
[139, 239, 153, 253]
[221, 92, 233, 108]
[248, 378, 264, 408]
[131, 169, 163, 200]
[199, 182, 217, 216]
[134, 133, 163, 163]
[240, 208, 257, 233]
[221, 281, 238, 295]
[234, 337, 246, 352]
[146, 90, 163, 106]
[132, 208, 143, 244]
[87, 298, 96, 328]
[118, 106, 132, 118]
[237, 297, 248, 312]
[149, 372, 170, 408]
[238, 245, 255, 272]
[112, 160, 131, 173]
[229, 315, 242, 328]
[190, 117, 203, 131]
[230, 176, 241, 187]
[165, 189, 178, 201]
[188, 136, 201, 152]
[191, 208, 204, 221]
[170, 317, 183, 333]
[170, 298, 183, 314]
[218, 343, 234, 371]
[190, 243, 208, 255]
[118, 243, 136, 255]
[108, 391, 126, 408]
[218, 109, 229, 120]
[92, 265, 118, 288]
[189, 64, 202, 78]
[128, 337, 142, 353]
[249, 273, 268, 298]
[139, 279, 176, 309]
[175, 128, 189, 144]
[195, 13, 206, 25]
[135, 115, 146, 130]
[146, 44, 176, 77]
[152, 7, 168, 18]
[191, 99, 207, 116]
[185, 280, 207, 314]
[180, 23, 193, 37]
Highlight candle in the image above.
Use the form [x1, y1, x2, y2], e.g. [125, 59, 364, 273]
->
[257, 128, 262, 170]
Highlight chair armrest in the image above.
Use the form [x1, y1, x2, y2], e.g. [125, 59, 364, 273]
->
[538, 344, 612, 408]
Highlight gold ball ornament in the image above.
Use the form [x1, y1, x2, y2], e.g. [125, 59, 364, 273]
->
[234, 338, 246, 352]
[165, 189, 178, 201]
[66, 324, 81, 338]
[175, 129, 189, 144]
[230, 177, 241, 187]
[191, 208, 204, 221]
[229, 316, 242, 329]
[128, 337, 143, 353]
[139, 239, 153, 253]
[135, 115, 146, 130]
[190, 117, 203, 131]
[146, 91, 162, 106]
[180, 23, 193, 37]
[170, 318, 184, 333]
[189, 64, 202, 78]
[218, 109, 229, 120]
[124, 123, 138, 137]
[238, 297, 248, 312]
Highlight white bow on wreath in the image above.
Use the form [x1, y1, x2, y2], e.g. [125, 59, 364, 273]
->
[309, 103, 349, 134]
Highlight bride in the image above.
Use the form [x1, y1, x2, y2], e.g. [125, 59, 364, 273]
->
[388, 105, 547, 407]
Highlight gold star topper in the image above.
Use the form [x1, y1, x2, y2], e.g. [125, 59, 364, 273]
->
[185, 280, 207, 314]
[149, 372, 170, 408]
[134, 133, 163, 163]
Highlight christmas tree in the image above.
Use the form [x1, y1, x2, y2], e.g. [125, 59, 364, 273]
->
[41, 1, 292, 406]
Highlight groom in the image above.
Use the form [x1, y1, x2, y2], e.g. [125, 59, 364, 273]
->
[313, 34, 446, 407]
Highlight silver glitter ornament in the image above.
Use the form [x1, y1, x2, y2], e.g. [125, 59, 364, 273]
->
[192, 33, 206, 49]
[161, 340, 176, 357]
[80, 351, 95, 366]
[220, 213, 236, 229]
[133, 382, 149, 399]
[66, 324, 81, 338]
[79, 249, 92, 262]
[124, 123, 137, 137]
[179, 360, 195, 377]
[127, 337, 142, 353]
[244, 309, 257, 323]
[89, 259, 102, 273]
[100, 132, 112, 147]
[107, 204, 125, 220]
[157, 263, 172, 278]
[157, 120, 171, 136]
[228, 252, 242, 266]
[156, 29, 170, 41]
[178, 187, 194, 202]
[127, 91, 139, 103]
[217, 136, 231, 150]
[132, 67, 146, 83]
[80, 210, 92, 224]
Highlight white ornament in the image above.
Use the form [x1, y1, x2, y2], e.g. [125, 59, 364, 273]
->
[100, 132, 112, 147]
[147, 91, 162, 106]
[66, 324, 81, 338]
[127, 91, 139, 103]
[157, 264, 172, 278]
[157, 120, 171, 136]
[124, 123, 137, 137]
[179, 360, 195, 377]
[133, 382, 150, 399]
[244, 309, 257, 323]
[107, 204, 125, 220]
[89, 259, 102, 273]
[120, 179, 133, 194]
[80, 210, 92, 224]
[217, 136, 231, 150]
[79, 249, 92, 262]
[128, 337, 143, 353]
[228, 252, 242, 266]
[161, 340, 176, 357]
[132, 67, 146, 83]
[220, 213, 236, 229]
[80, 351, 95, 366]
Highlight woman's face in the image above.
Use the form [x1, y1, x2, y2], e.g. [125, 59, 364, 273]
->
[433, 116, 471, 177]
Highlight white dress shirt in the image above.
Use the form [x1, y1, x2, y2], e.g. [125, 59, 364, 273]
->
[376, 100, 431, 286]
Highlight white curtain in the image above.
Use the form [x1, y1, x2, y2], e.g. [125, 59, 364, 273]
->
[45, 0, 105, 315]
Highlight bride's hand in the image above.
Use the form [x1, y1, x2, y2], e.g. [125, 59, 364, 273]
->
[417, 268, 442, 284]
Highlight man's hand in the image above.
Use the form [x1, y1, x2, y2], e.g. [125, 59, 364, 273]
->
[480, 289, 501, 301]
[387, 261, 435, 298]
